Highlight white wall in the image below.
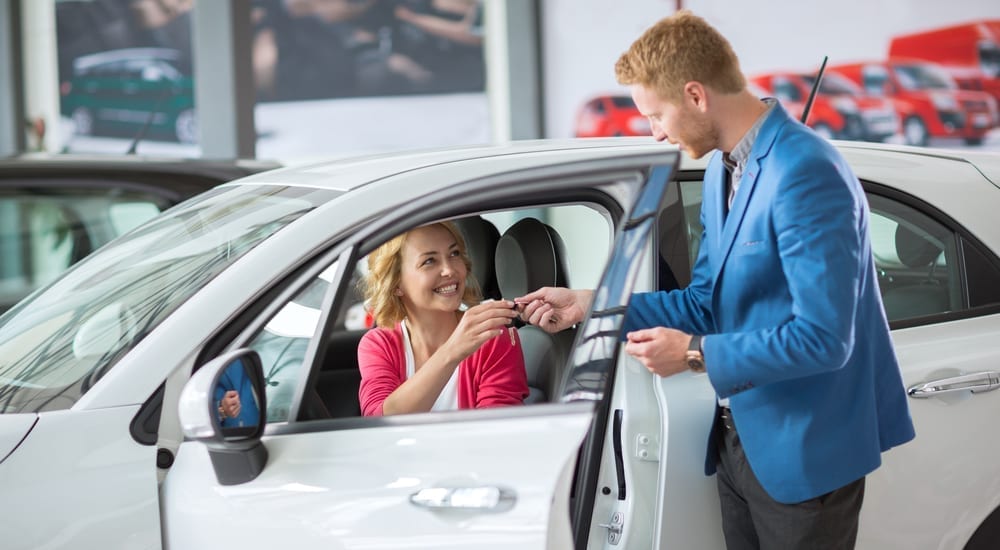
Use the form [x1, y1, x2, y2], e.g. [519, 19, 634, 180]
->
[541, 0, 1000, 139]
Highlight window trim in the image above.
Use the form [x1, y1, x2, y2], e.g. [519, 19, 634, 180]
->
[864, 181, 1000, 330]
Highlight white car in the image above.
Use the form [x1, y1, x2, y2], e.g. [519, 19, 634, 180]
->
[0, 139, 998, 550]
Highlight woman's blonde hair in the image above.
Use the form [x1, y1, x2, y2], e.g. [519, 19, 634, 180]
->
[362, 221, 481, 327]
[614, 10, 745, 102]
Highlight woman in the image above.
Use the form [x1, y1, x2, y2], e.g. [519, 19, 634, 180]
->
[358, 221, 528, 416]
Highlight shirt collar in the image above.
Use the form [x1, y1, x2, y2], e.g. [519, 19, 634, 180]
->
[722, 98, 777, 172]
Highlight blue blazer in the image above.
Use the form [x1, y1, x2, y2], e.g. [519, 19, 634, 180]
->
[625, 103, 915, 504]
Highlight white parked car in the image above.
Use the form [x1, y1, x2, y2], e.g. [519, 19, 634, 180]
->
[0, 139, 998, 550]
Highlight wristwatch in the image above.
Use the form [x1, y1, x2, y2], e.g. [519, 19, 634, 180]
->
[686, 334, 706, 373]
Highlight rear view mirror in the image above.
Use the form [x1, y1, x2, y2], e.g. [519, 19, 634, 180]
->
[215, 357, 264, 437]
[178, 349, 268, 485]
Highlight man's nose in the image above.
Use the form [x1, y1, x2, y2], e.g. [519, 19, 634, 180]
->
[649, 123, 666, 141]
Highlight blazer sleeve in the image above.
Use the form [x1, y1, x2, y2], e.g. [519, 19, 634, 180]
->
[357, 328, 404, 416]
[624, 234, 716, 335]
[471, 329, 529, 408]
[707, 141, 864, 396]
[624, 168, 719, 335]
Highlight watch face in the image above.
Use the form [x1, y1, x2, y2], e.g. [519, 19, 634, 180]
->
[687, 357, 706, 373]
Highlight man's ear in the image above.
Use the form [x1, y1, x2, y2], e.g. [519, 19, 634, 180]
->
[683, 81, 709, 112]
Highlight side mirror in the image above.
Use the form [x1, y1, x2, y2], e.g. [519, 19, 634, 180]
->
[178, 349, 268, 485]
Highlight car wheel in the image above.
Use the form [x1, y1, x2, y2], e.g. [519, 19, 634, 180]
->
[903, 116, 929, 147]
[965, 505, 1000, 549]
[963, 137, 984, 146]
[811, 123, 835, 140]
[175, 109, 198, 144]
[72, 107, 94, 136]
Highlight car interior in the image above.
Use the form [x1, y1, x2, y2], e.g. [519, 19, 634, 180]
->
[235, 199, 625, 425]
[305, 211, 584, 419]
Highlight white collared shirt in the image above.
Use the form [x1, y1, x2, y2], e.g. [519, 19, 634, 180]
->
[401, 319, 459, 411]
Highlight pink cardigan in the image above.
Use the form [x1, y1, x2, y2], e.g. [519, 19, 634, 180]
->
[357, 323, 529, 416]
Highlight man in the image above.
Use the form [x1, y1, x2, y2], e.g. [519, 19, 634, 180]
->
[214, 358, 261, 429]
[517, 10, 915, 550]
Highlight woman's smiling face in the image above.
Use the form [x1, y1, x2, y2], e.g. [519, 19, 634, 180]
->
[397, 224, 468, 317]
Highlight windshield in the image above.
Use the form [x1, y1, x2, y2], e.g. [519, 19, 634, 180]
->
[980, 42, 1000, 78]
[0, 184, 338, 414]
[802, 73, 862, 96]
[893, 63, 956, 90]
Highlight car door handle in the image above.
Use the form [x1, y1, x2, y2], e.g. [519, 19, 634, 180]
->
[409, 486, 516, 513]
[907, 371, 1000, 398]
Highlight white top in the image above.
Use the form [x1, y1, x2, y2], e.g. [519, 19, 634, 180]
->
[401, 319, 459, 411]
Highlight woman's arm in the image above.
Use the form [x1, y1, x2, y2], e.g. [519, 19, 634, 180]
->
[358, 328, 458, 416]
[473, 329, 529, 408]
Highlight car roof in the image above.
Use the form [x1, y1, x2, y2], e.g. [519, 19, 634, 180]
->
[0, 153, 280, 199]
[230, 138, 678, 192]
[833, 140, 1000, 190]
[73, 47, 180, 71]
[233, 136, 1000, 193]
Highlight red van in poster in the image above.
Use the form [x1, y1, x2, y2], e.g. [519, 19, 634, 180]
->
[888, 20, 1000, 105]
[832, 60, 997, 146]
[574, 94, 650, 138]
[750, 72, 898, 142]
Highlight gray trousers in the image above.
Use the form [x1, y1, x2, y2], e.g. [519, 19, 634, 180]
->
[715, 408, 865, 550]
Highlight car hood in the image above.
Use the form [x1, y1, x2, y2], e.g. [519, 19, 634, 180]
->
[0, 413, 36, 464]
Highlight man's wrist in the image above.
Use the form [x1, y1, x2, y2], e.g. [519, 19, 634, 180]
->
[686, 334, 706, 373]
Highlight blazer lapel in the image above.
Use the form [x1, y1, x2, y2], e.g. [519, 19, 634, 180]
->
[712, 103, 788, 283]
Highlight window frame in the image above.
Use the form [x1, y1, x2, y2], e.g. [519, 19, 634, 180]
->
[865, 181, 1000, 330]
[197, 185, 635, 432]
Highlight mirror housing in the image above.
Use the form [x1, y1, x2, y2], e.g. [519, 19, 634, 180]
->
[178, 348, 269, 485]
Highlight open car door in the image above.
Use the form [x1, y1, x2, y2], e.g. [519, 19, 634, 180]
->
[161, 151, 681, 549]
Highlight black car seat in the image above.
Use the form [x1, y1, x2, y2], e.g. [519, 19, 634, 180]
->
[494, 217, 574, 403]
[880, 224, 950, 320]
[454, 216, 502, 300]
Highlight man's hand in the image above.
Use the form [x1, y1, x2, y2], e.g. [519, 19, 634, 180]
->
[624, 327, 692, 378]
[220, 390, 242, 419]
[515, 287, 593, 333]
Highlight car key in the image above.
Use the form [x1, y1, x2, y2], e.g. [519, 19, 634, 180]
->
[507, 301, 527, 345]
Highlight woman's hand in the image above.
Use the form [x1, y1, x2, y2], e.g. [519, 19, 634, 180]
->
[443, 300, 519, 362]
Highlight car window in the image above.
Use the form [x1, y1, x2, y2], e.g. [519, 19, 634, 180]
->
[861, 65, 891, 96]
[672, 178, 991, 325]
[772, 77, 803, 103]
[0, 184, 338, 414]
[245, 261, 337, 423]
[0, 188, 170, 313]
[239, 203, 616, 424]
[867, 194, 958, 321]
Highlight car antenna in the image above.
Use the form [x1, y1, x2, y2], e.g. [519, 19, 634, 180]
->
[126, 85, 172, 155]
[801, 55, 829, 125]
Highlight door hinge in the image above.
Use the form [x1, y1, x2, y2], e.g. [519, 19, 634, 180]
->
[635, 432, 659, 461]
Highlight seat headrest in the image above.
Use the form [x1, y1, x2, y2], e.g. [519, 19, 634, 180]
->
[495, 218, 568, 298]
[453, 216, 501, 300]
[894, 224, 941, 268]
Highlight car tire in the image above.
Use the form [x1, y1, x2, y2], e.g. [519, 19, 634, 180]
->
[903, 116, 929, 147]
[175, 109, 198, 144]
[963, 137, 984, 146]
[811, 123, 835, 140]
[965, 505, 1000, 549]
[72, 107, 94, 136]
